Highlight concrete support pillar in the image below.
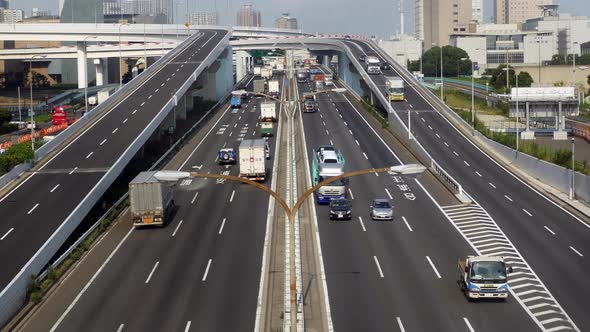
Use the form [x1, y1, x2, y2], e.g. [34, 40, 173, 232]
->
[175, 94, 188, 120]
[235, 50, 250, 83]
[522, 101, 535, 140]
[554, 101, 567, 140]
[101, 59, 109, 85]
[94, 59, 104, 86]
[76, 41, 88, 89]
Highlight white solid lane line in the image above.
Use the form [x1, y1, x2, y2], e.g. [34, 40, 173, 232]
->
[112, 128, 119, 134]
[100, 139, 107, 146]
[363, 152, 369, 160]
[85, 152, 93, 159]
[191, 192, 199, 204]
[504, 195, 513, 202]
[50, 184, 60, 193]
[523, 209, 532, 217]
[385, 188, 393, 199]
[202, 259, 212, 281]
[358, 216, 367, 232]
[402, 216, 413, 232]
[219, 218, 227, 235]
[464, 161, 470, 167]
[123, 118, 128, 124]
[68, 167, 78, 175]
[229, 190, 236, 202]
[373, 256, 384, 278]
[172, 220, 183, 237]
[463, 318, 475, 332]
[489, 182, 496, 189]
[1, 228, 14, 241]
[117, 324, 125, 332]
[145, 261, 159, 284]
[570, 246, 584, 257]
[184, 321, 192, 332]
[348, 188, 355, 200]
[426, 256, 442, 279]
[396, 317, 406, 332]
[544, 226, 556, 235]
[27, 203, 40, 215]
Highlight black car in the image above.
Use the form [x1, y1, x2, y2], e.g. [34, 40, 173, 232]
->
[329, 198, 352, 220]
[380, 62, 390, 70]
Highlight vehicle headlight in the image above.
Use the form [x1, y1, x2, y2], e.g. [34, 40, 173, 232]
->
[329, 210, 335, 214]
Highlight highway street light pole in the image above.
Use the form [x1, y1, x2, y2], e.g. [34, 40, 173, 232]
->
[570, 137, 575, 200]
[516, 73, 520, 154]
[29, 54, 47, 156]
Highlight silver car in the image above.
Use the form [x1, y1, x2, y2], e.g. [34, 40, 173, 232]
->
[370, 199, 394, 220]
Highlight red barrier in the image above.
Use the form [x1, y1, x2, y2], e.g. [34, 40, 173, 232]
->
[1, 120, 75, 150]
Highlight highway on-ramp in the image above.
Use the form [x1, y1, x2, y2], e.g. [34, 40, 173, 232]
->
[0, 30, 227, 295]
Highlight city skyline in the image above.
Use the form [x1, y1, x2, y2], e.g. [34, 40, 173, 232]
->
[11, 0, 590, 38]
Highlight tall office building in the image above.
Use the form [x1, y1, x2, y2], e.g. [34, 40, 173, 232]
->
[472, 0, 483, 23]
[275, 13, 298, 30]
[0, 1, 8, 9]
[189, 12, 219, 25]
[415, 0, 424, 40]
[0, 9, 24, 23]
[494, 0, 552, 25]
[417, 0, 473, 49]
[236, 4, 261, 27]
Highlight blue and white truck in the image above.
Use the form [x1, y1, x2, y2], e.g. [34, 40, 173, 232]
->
[458, 255, 513, 300]
[231, 95, 242, 109]
[312, 145, 347, 204]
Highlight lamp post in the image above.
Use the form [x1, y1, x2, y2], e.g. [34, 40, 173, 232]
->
[570, 137, 575, 200]
[83, 36, 97, 115]
[460, 57, 476, 134]
[432, 43, 443, 102]
[572, 41, 578, 88]
[516, 72, 520, 154]
[29, 54, 47, 155]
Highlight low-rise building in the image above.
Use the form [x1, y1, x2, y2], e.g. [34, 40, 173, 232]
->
[378, 34, 423, 68]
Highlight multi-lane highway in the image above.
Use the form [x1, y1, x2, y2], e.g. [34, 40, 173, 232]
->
[0, 29, 227, 295]
[344, 39, 587, 331]
[26, 77, 282, 332]
[297, 78, 541, 331]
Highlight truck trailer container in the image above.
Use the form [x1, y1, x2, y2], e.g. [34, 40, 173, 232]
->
[129, 171, 175, 228]
[239, 139, 267, 181]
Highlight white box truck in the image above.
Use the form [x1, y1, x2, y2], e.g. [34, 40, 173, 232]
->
[129, 171, 175, 228]
[324, 73, 334, 86]
[261, 67, 273, 79]
[239, 139, 266, 181]
[97, 89, 111, 104]
[260, 102, 277, 122]
[268, 80, 280, 97]
[385, 76, 405, 101]
[253, 66, 262, 76]
[253, 79, 266, 94]
[366, 56, 381, 75]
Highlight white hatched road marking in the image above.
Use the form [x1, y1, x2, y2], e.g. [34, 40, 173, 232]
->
[438, 202, 579, 331]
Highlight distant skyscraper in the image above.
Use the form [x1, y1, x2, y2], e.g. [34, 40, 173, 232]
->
[32, 8, 52, 17]
[236, 4, 261, 27]
[416, 0, 473, 48]
[0, 9, 24, 23]
[494, 0, 552, 25]
[275, 13, 298, 30]
[472, 0, 483, 23]
[0, 0, 8, 9]
[189, 12, 219, 25]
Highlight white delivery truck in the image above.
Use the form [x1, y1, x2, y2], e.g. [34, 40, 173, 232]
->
[129, 171, 175, 228]
[385, 76, 405, 101]
[253, 79, 266, 95]
[458, 255, 513, 300]
[261, 67, 273, 79]
[324, 73, 334, 86]
[97, 88, 111, 104]
[260, 102, 277, 122]
[253, 66, 262, 76]
[312, 145, 347, 204]
[239, 139, 267, 181]
[268, 80, 280, 97]
[366, 56, 381, 75]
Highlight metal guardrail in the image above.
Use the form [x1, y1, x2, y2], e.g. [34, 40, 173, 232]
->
[431, 159, 464, 197]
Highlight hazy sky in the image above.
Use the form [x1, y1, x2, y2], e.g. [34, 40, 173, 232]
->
[13, 0, 590, 38]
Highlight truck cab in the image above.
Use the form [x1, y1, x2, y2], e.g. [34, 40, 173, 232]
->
[313, 145, 347, 204]
[231, 95, 242, 109]
[458, 255, 512, 300]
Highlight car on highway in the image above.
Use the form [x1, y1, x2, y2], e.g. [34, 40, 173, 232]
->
[329, 198, 352, 220]
[218, 148, 236, 165]
[304, 99, 316, 113]
[370, 198, 394, 220]
[380, 62, 390, 70]
[264, 140, 271, 159]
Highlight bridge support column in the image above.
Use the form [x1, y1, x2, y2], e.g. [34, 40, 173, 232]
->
[94, 59, 104, 86]
[235, 50, 252, 83]
[76, 41, 88, 89]
[521, 101, 535, 140]
[554, 101, 567, 140]
[175, 94, 188, 120]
